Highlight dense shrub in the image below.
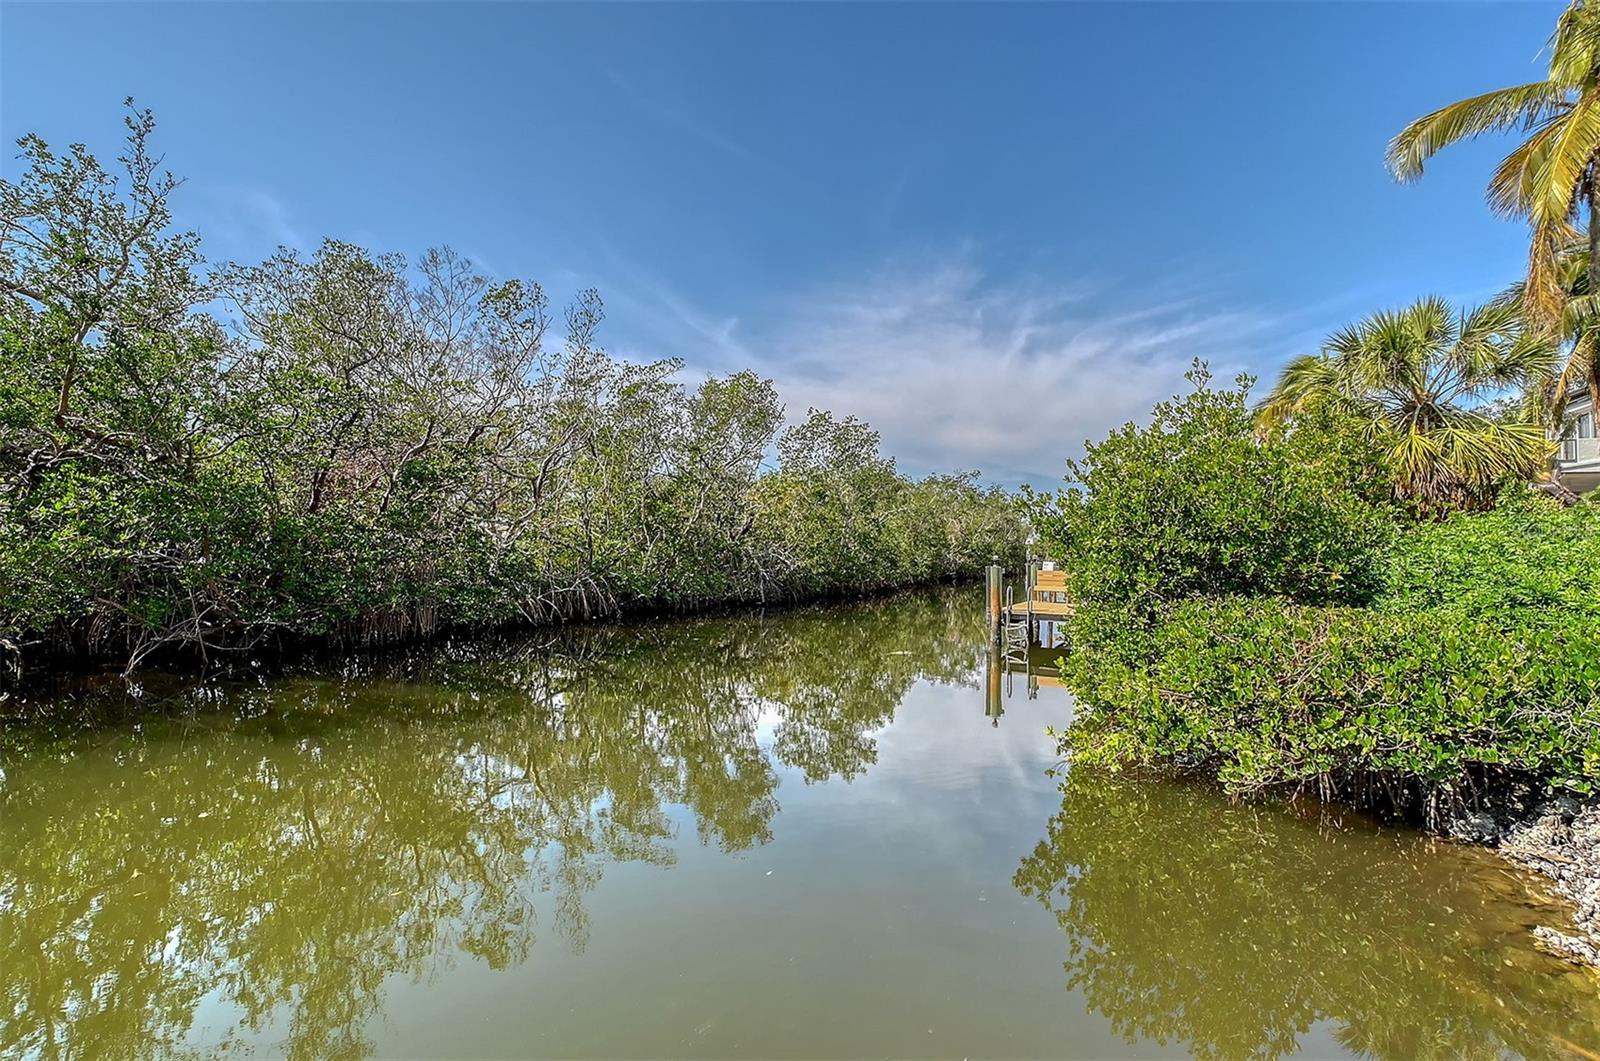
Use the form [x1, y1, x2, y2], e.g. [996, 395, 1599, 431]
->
[0, 113, 1026, 677]
[1063, 598, 1600, 804]
[1026, 364, 1395, 629]
[1379, 491, 1600, 621]
[1042, 369, 1600, 809]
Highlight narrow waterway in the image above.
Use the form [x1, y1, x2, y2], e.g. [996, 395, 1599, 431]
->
[2, 587, 1596, 1059]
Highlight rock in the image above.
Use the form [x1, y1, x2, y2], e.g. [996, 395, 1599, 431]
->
[1533, 926, 1600, 966]
[1492, 794, 1600, 968]
[1443, 807, 1506, 845]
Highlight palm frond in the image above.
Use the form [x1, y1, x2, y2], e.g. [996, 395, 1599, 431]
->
[1562, 291, 1600, 330]
[1254, 354, 1342, 431]
[1519, 373, 1563, 429]
[1525, 216, 1583, 328]
[1273, 296, 1558, 507]
[1322, 322, 1367, 359]
[1531, 93, 1600, 224]
[1488, 118, 1561, 219]
[1436, 418, 1553, 479]
[1389, 426, 1445, 495]
[1549, 1, 1600, 87]
[1558, 324, 1600, 407]
[1457, 297, 1521, 346]
[1388, 82, 1574, 182]
[1492, 327, 1562, 386]
[1408, 295, 1458, 343]
[1452, 301, 1550, 394]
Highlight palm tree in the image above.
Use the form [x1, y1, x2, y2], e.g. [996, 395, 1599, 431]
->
[1257, 297, 1555, 511]
[1495, 227, 1600, 439]
[1387, 1, 1600, 332]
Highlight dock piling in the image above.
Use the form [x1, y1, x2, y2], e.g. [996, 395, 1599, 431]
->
[985, 564, 1003, 636]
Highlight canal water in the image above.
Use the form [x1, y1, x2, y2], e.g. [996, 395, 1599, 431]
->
[2, 587, 1598, 1059]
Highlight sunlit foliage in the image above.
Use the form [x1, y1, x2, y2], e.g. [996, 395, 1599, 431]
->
[0, 110, 1025, 677]
[1256, 297, 1554, 513]
[1036, 369, 1600, 813]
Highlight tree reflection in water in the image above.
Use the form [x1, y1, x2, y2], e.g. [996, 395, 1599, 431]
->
[1013, 769, 1600, 1061]
[0, 589, 983, 1061]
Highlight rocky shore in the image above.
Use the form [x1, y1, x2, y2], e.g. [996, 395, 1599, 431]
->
[1445, 792, 1600, 967]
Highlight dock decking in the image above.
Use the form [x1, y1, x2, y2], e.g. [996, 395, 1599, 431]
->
[1005, 598, 1075, 618]
[1003, 568, 1075, 620]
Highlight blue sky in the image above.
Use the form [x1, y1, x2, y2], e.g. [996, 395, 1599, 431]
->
[0, 1, 1563, 487]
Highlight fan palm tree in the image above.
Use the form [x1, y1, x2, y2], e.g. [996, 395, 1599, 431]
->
[1257, 297, 1555, 511]
[1388, 1, 1600, 329]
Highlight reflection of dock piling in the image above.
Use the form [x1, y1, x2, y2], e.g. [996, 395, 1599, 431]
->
[985, 638, 1004, 725]
[982, 633, 1067, 722]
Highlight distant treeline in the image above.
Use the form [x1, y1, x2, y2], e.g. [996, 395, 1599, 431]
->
[0, 109, 1025, 678]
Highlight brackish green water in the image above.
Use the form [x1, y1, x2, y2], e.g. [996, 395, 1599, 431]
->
[2, 588, 1598, 1060]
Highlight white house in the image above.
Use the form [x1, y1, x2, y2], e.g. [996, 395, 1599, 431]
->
[1558, 391, 1600, 493]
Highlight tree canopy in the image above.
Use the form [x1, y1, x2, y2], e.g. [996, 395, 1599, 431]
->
[0, 108, 1025, 677]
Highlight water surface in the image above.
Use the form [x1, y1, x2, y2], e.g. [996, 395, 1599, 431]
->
[2, 588, 1597, 1059]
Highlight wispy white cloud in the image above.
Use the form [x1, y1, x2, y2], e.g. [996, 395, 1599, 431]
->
[744, 255, 1285, 488]
[592, 249, 1295, 489]
[593, 247, 752, 370]
[183, 185, 309, 260]
[604, 69, 783, 176]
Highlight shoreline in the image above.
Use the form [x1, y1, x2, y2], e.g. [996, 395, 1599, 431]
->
[1445, 793, 1600, 968]
[0, 579, 977, 714]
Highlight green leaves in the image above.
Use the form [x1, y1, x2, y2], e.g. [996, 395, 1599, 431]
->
[0, 115, 1029, 678]
[1380, 490, 1600, 619]
[1064, 596, 1600, 805]
[1047, 366, 1599, 813]
[1032, 364, 1395, 632]
[1257, 297, 1557, 514]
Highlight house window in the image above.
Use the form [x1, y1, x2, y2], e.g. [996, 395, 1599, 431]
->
[1564, 410, 1595, 461]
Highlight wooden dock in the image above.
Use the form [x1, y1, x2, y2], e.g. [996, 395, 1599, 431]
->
[1006, 598, 1075, 619]
[1004, 568, 1074, 620]
[984, 564, 1071, 721]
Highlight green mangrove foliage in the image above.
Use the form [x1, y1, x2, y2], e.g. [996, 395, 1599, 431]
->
[1032, 369, 1600, 813]
[1063, 598, 1600, 801]
[0, 589, 982, 1061]
[0, 112, 1024, 677]
[1380, 491, 1600, 619]
[1024, 363, 1394, 626]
